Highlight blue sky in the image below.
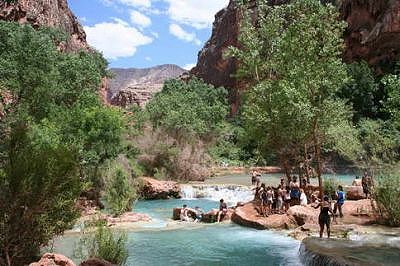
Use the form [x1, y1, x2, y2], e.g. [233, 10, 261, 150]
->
[68, 0, 229, 69]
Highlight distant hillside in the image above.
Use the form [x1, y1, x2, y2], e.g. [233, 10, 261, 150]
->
[109, 64, 185, 107]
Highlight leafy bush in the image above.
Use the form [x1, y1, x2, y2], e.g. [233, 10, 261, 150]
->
[373, 175, 400, 226]
[75, 224, 128, 265]
[105, 167, 136, 217]
[323, 177, 342, 199]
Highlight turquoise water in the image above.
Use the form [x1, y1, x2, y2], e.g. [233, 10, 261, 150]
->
[53, 199, 301, 265]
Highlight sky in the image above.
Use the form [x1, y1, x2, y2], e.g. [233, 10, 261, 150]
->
[68, 0, 230, 70]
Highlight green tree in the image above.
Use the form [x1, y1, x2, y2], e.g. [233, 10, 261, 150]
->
[228, 0, 358, 192]
[145, 78, 229, 139]
[0, 22, 123, 265]
[338, 61, 380, 122]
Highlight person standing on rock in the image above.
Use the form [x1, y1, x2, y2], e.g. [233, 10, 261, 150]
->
[313, 195, 334, 238]
[333, 185, 345, 218]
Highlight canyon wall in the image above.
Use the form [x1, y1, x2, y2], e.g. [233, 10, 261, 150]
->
[191, 0, 400, 114]
[0, 0, 88, 51]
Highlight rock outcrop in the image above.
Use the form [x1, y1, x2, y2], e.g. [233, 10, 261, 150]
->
[140, 177, 181, 200]
[231, 201, 297, 230]
[299, 237, 400, 266]
[80, 258, 115, 266]
[0, 0, 88, 52]
[231, 200, 376, 230]
[345, 185, 366, 200]
[108, 65, 185, 107]
[192, 0, 400, 113]
[29, 253, 75, 266]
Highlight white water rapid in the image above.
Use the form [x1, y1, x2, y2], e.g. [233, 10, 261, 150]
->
[180, 184, 254, 205]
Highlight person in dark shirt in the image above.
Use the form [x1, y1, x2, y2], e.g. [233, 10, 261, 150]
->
[217, 199, 228, 223]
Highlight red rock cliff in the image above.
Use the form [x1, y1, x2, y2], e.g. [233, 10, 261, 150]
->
[0, 0, 88, 51]
[191, 0, 400, 113]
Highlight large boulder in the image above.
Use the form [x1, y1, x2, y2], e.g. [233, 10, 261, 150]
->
[231, 202, 296, 230]
[172, 207, 198, 221]
[29, 253, 75, 266]
[140, 177, 181, 199]
[345, 186, 366, 200]
[287, 205, 319, 226]
[341, 199, 376, 225]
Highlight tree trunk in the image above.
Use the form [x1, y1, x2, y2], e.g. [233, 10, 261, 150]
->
[313, 133, 323, 198]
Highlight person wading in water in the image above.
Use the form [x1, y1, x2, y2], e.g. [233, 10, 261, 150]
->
[313, 195, 334, 238]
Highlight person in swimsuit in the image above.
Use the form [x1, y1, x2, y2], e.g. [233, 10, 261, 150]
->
[313, 195, 334, 238]
[180, 204, 189, 222]
[284, 186, 291, 212]
[266, 187, 274, 215]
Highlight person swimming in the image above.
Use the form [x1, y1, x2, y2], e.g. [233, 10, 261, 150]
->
[313, 195, 334, 238]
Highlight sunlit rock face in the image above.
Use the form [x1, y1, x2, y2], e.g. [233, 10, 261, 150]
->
[0, 0, 88, 52]
[191, 0, 400, 114]
[108, 64, 185, 107]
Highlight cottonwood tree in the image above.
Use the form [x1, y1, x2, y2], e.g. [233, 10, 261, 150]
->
[228, 0, 360, 193]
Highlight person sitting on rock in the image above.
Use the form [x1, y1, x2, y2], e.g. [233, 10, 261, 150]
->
[194, 206, 204, 222]
[313, 195, 334, 238]
[180, 204, 190, 222]
[300, 188, 308, 206]
[333, 185, 345, 218]
[217, 199, 228, 223]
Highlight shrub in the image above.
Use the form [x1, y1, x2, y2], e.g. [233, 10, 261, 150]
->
[373, 175, 400, 226]
[75, 224, 128, 265]
[323, 177, 342, 199]
[105, 167, 137, 217]
[136, 126, 211, 181]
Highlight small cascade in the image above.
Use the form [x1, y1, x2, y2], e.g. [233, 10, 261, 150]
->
[180, 184, 254, 205]
[180, 184, 195, 199]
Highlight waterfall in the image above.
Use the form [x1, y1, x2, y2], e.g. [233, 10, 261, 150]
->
[180, 184, 254, 205]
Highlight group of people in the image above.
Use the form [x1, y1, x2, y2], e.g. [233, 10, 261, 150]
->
[252, 171, 309, 217]
[252, 170, 348, 238]
[179, 199, 228, 223]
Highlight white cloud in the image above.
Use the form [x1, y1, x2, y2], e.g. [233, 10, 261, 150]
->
[151, 31, 159, 38]
[169, 24, 201, 46]
[84, 19, 153, 60]
[145, 56, 152, 61]
[183, 63, 196, 70]
[164, 0, 228, 29]
[119, 0, 151, 8]
[130, 10, 151, 28]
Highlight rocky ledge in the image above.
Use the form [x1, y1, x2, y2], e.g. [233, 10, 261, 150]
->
[140, 177, 181, 200]
[299, 237, 400, 266]
[231, 199, 376, 231]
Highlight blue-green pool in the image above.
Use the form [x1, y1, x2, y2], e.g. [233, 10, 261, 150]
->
[52, 199, 301, 265]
